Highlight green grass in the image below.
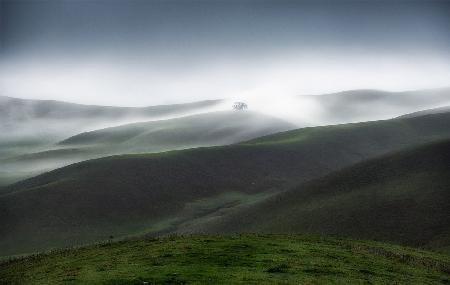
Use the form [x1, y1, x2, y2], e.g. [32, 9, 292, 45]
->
[0, 111, 293, 186]
[0, 97, 224, 186]
[1, 112, 450, 257]
[1, 235, 449, 285]
[199, 139, 450, 252]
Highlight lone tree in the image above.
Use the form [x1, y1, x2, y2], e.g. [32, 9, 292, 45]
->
[232, 102, 248, 111]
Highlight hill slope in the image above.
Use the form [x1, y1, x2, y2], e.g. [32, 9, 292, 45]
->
[0, 95, 223, 158]
[0, 96, 225, 187]
[398, 106, 450, 119]
[1, 112, 450, 256]
[1, 235, 449, 285]
[310, 87, 450, 124]
[0, 111, 294, 186]
[2, 87, 449, 186]
[0, 95, 223, 125]
[193, 139, 450, 251]
[59, 111, 294, 151]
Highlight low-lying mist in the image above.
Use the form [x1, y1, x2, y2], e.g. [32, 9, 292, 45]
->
[1, 86, 450, 188]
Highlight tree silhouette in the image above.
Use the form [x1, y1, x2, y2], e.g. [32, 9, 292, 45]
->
[232, 102, 248, 111]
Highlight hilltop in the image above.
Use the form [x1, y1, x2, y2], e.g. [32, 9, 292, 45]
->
[308, 87, 450, 124]
[1, 235, 449, 285]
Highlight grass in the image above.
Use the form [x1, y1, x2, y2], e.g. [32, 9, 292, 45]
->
[0, 98, 225, 186]
[2, 112, 450, 257]
[200, 139, 450, 252]
[0, 111, 293, 187]
[1, 235, 449, 285]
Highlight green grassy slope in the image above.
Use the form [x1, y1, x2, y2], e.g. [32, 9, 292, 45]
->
[0, 97, 224, 185]
[196, 139, 450, 251]
[0, 111, 294, 187]
[1, 112, 450, 256]
[1, 235, 449, 285]
[59, 111, 294, 150]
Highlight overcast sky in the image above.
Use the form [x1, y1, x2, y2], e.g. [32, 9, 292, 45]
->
[1, 0, 450, 106]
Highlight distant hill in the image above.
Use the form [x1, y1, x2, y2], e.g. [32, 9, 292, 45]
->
[2, 88, 449, 185]
[59, 111, 294, 151]
[1, 235, 449, 284]
[194, 139, 450, 251]
[1, 111, 450, 256]
[3, 87, 450, 146]
[0, 111, 294, 186]
[398, 106, 450, 119]
[0, 95, 223, 122]
[0, 95, 224, 157]
[298, 87, 450, 125]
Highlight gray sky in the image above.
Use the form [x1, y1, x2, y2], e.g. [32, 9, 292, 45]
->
[1, 0, 450, 106]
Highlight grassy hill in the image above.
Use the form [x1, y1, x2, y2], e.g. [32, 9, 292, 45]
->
[0, 95, 223, 148]
[1, 111, 450, 256]
[0, 95, 223, 159]
[0, 96, 225, 184]
[398, 106, 450, 119]
[59, 111, 294, 150]
[0, 95, 223, 123]
[1, 235, 449, 285]
[309, 87, 450, 124]
[190, 139, 450, 252]
[2, 87, 449, 186]
[0, 111, 294, 187]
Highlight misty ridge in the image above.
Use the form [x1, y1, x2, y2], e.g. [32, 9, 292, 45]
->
[0, 87, 450, 187]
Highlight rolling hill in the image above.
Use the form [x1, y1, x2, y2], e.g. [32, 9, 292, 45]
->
[0, 111, 294, 187]
[1, 235, 449, 284]
[309, 87, 450, 124]
[0, 95, 223, 125]
[2, 87, 449, 150]
[0, 95, 224, 158]
[2, 87, 449, 186]
[189, 139, 450, 252]
[398, 106, 450, 119]
[1, 111, 450, 256]
[59, 111, 294, 150]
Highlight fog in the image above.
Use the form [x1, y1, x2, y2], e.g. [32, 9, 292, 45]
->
[1, 51, 450, 104]
[1, 0, 450, 187]
[1, 52, 450, 126]
[2, 0, 450, 110]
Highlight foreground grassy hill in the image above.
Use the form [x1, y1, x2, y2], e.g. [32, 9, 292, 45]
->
[1, 235, 449, 285]
[192, 139, 450, 251]
[0, 111, 294, 187]
[1, 111, 450, 256]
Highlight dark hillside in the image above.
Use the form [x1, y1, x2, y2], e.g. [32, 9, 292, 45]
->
[1, 112, 450, 256]
[0, 111, 293, 187]
[197, 139, 450, 251]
